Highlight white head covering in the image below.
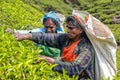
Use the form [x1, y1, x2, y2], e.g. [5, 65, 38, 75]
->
[72, 10, 117, 80]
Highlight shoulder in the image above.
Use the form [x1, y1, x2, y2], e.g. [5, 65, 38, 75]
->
[56, 33, 69, 42]
[39, 28, 46, 32]
[78, 37, 95, 53]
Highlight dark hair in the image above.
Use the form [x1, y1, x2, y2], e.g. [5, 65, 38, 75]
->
[66, 16, 83, 29]
[66, 16, 88, 38]
[43, 18, 59, 27]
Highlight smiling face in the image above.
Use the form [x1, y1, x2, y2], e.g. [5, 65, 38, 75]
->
[66, 21, 83, 39]
[44, 18, 57, 33]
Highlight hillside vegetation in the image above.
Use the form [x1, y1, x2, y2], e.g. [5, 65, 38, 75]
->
[0, 0, 120, 79]
[22, 0, 120, 43]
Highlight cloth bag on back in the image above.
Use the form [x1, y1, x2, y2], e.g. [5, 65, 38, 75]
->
[72, 10, 117, 80]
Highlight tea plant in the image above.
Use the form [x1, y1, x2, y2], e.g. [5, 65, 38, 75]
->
[0, 0, 43, 29]
[0, 0, 78, 79]
[0, 0, 120, 79]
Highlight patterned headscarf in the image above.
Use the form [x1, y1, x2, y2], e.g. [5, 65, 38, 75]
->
[72, 10, 89, 29]
[72, 10, 117, 80]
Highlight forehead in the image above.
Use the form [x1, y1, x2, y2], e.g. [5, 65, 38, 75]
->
[66, 21, 74, 27]
[67, 21, 73, 25]
[44, 18, 55, 25]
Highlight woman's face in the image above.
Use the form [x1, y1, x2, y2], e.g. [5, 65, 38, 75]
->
[44, 18, 57, 33]
[66, 21, 83, 39]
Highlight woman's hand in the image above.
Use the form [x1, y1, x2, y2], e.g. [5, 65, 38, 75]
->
[13, 33, 32, 41]
[5, 28, 13, 34]
[38, 55, 55, 64]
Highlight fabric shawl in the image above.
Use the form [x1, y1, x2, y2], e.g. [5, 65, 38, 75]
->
[72, 10, 117, 80]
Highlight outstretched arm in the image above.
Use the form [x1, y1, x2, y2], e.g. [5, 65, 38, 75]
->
[13, 32, 67, 49]
[38, 47, 94, 76]
[53, 47, 94, 76]
[13, 33, 32, 41]
[5, 28, 44, 34]
[31, 32, 67, 49]
[16, 28, 44, 34]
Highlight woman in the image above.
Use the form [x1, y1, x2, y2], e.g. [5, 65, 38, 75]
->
[13, 12, 95, 80]
[6, 11, 65, 58]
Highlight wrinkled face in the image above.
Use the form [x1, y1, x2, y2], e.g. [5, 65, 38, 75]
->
[66, 21, 83, 39]
[44, 18, 57, 33]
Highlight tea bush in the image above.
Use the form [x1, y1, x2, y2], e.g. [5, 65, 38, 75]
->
[0, 27, 78, 80]
[0, 0, 43, 29]
[0, 0, 78, 79]
[0, 0, 120, 79]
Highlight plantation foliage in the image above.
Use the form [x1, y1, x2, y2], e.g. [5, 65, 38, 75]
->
[0, 0, 120, 79]
[0, 0, 77, 79]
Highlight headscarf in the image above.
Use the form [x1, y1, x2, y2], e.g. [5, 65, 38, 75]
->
[72, 10, 117, 80]
[42, 11, 65, 32]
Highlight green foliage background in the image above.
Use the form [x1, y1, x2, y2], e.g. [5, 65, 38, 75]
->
[0, 0, 120, 79]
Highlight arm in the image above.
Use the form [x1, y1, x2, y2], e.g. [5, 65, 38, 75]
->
[16, 28, 44, 34]
[31, 32, 67, 49]
[53, 47, 94, 76]
[5, 28, 44, 34]
[14, 32, 67, 49]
